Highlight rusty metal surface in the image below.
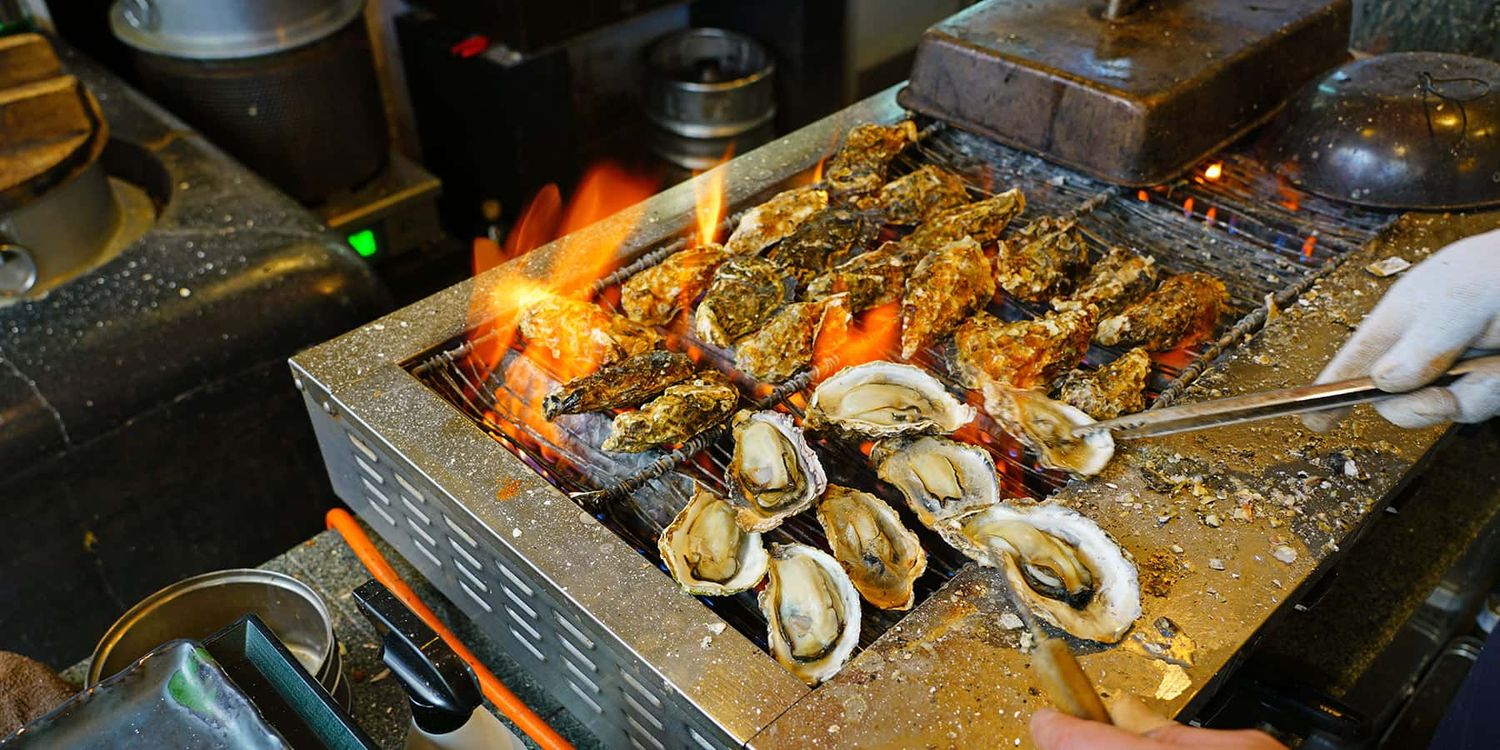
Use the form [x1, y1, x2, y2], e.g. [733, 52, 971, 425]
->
[899, 0, 1351, 185]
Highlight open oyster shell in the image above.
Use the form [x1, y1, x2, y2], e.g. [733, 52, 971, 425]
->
[805, 361, 975, 439]
[939, 501, 1141, 644]
[759, 543, 862, 685]
[872, 435, 999, 529]
[726, 410, 827, 532]
[658, 484, 769, 596]
[982, 385, 1115, 476]
[815, 484, 927, 610]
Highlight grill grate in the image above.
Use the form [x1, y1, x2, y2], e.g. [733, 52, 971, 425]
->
[411, 120, 1395, 667]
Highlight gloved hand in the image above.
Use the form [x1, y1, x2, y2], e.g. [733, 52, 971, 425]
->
[1302, 228, 1500, 431]
[1031, 695, 1286, 750]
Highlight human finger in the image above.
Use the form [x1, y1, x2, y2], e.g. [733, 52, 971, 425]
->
[1031, 708, 1167, 750]
[1451, 370, 1500, 423]
[1372, 387, 1459, 428]
[1300, 302, 1406, 432]
[1146, 724, 1288, 749]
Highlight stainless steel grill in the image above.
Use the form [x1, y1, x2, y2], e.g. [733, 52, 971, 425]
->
[292, 87, 1492, 748]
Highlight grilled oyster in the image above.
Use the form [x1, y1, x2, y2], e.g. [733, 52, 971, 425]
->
[694, 255, 793, 348]
[726, 410, 827, 532]
[658, 484, 769, 596]
[900, 236, 996, 359]
[1055, 347, 1152, 420]
[861, 165, 969, 224]
[725, 186, 829, 256]
[735, 295, 851, 383]
[519, 296, 660, 367]
[763, 208, 877, 287]
[939, 501, 1140, 644]
[904, 188, 1025, 251]
[805, 240, 925, 312]
[815, 484, 927, 610]
[1053, 247, 1158, 318]
[542, 350, 696, 420]
[873, 435, 999, 529]
[993, 217, 1089, 302]
[825, 121, 918, 196]
[760, 543, 862, 685]
[950, 308, 1096, 390]
[806, 361, 974, 438]
[601, 371, 739, 452]
[1096, 272, 1228, 351]
[621, 243, 728, 326]
[982, 384, 1115, 476]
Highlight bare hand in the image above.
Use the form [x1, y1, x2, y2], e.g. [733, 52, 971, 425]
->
[1031, 696, 1286, 750]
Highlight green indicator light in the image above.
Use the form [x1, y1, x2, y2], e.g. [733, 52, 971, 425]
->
[347, 228, 378, 258]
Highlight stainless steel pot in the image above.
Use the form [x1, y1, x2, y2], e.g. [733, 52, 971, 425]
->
[645, 28, 776, 140]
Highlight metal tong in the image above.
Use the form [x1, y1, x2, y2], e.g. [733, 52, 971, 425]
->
[1074, 353, 1500, 440]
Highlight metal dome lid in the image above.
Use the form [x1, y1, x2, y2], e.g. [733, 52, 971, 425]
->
[108, 0, 365, 60]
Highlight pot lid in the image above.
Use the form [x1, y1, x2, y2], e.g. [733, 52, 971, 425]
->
[108, 0, 365, 60]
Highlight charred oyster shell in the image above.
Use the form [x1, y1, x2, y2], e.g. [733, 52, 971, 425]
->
[518, 296, 660, 368]
[805, 240, 925, 312]
[982, 385, 1115, 476]
[872, 435, 999, 529]
[726, 410, 827, 532]
[542, 350, 696, 420]
[763, 208, 876, 288]
[1053, 247, 1158, 318]
[735, 295, 851, 383]
[815, 484, 927, 610]
[861, 165, 970, 224]
[939, 501, 1140, 644]
[1054, 347, 1152, 420]
[993, 217, 1089, 302]
[825, 121, 918, 196]
[759, 543, 862, 685]
[806, 361, 974, 438]
[901, 236, 996, 359]
[950, 308, 1096, 391]
[622, 243, 728, 326]
[904, 188, 1025, 251]
[602, 371, 739, 452]
[658, 484, 769, 596]
[724, 186, 828, 256]
[1095, 272, 1228, 351]
[694, 255, 793, 348]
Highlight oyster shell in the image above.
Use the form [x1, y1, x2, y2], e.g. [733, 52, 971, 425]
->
[872, 435, 999, 529]
[725, 186, 829, 256]
[621, 243, 728, 326]
[861, 165, 970, 224]
[904, 188, 1025, 251]
[806, 361, 974, 438]
[825, 121, 918, 196]
[1096, 272, 1228, 351]
[759, 543, 862, 685]
[735, 295, 852, 383]
[939, 501, 1140, 643]
[518, 296, 660, 367]
[602, 371, 739, 452]
[950, 308, 1096, 390]
[726, 410, 827, 532]
[694, 255, 793, 348]
[1054, 347, 1152, 420]
[993, 217, 1089, 302]
[658, 484, 769, 596]
[764, 208, 876, 287]
[900, 236, 996, 359]
[982, 384, 1115, 476]
[805, 240, 925, 312]
[1052, 247, 1158, 318]
[542, 350, 696, 420]
[815, 484, 927, 610]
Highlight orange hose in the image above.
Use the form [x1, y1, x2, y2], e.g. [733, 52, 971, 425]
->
[326, 508, 575, 750]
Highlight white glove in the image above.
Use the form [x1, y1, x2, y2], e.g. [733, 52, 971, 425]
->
[1302, 228, 1500, 431]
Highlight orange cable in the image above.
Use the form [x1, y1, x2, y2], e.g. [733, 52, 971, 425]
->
[326, 508, 575, 750]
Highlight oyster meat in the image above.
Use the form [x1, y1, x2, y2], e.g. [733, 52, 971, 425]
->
[993, 217, 1089, 302]
[939, 502, 1140, 643]
[735, 295, 851, 383]
[694, 255, 793, 348]
[763, 208, 876, 287]
[805, 240, 925, 312]
[759, 543, 862, 685]
[904, 188, 1025, 251]
[621, 243, 728, 326]
[806, 361, 974, 438]
[825, 121, 918, 196]
[982, 384, 1115, 476]
[950, 308, 1096, 390]
[542, 350, 696, 420]
[1052, 247, 1158, 318]
[601, 371, 739, 452]
[658, 484, 769, 596]
[900, 236, 996, 359]
[861, 165, 969, 224]
[726, 410, 827, 532]
[724, 186, 828, 256]
[1096, 272, 1228, 351]
[1054, 347, 1152, 420]
[519, 296, 660, 368]
[815, 484, 927, 610]
[873, 435, 999, 529]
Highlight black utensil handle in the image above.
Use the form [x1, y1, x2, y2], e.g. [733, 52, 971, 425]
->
[353, 580, 483, 734]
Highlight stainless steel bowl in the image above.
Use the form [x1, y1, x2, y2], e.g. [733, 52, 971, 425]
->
[87, 569, 347, 706]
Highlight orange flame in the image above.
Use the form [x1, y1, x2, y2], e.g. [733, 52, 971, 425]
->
[1204, 162, 1223, 180]
[694, 146, 732, 246]
[811, 302, 902, 379]
[1301, 234, 1318, 260]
